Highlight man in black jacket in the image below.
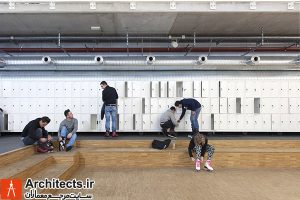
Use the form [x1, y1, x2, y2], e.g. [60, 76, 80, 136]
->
[101, 81, 119, 137]
[21, 117, 51, 150]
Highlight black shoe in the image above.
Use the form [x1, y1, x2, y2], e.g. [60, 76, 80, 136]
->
[161, 129, 168, 136]
[104, 131, 110, 137]
[167, 133, 177, 138]
[59, 140, 65, 151]
[66, 146, 72, 152]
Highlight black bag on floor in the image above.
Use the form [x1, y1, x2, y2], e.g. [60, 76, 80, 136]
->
[152, 139, 171, 150]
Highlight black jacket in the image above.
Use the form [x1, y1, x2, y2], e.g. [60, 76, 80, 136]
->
[188, 136, 208, 157]
[102, 86, 118, 105]
[21, 118, 48, 139]
[178, 98, 201, 120]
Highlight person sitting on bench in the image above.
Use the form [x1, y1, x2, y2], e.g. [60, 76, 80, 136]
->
[58, 109, 78, 152]
[160, 106, 178, 138]
[21, 116, 51, 152]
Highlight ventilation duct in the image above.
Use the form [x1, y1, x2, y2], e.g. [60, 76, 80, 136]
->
[42, 56, 52, 64]
[198, 56, 207, 64]
[146, 56, 155, 64]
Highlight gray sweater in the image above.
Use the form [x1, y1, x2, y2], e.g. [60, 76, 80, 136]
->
[160, 109, 178, 126]
[58, 118, 78, 137]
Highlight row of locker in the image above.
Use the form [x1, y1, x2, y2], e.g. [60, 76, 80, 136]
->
[6, 113, 300, 132]
[1, 97, 300, 114]
[1, 80, 300, 98]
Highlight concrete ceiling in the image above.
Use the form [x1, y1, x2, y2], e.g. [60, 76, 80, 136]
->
[0, 12, 299, 36]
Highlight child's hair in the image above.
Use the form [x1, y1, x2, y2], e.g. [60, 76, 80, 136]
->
[194, 133, 206, 146]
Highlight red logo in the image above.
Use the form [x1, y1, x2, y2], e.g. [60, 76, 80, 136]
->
[0, 179, 22, 200]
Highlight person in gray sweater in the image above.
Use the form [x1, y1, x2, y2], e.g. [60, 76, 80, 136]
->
[160, 106, 179, 138]
[58, 109, 78, 151]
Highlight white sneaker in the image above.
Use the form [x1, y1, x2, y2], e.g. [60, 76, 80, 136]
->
[204, 160, 214, 171]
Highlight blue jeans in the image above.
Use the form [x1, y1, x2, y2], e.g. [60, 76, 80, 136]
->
[190, 107, 201, 132]
[60, 126, 77, 147]
[22, 128, 46, 145]
[105, 105, 117, 132]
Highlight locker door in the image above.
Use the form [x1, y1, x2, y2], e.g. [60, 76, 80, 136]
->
[143, 98, 151, 114]
[201, 114, 211, 130]
[115, 81, 125, 98]
[183, 115, 192, 131]
[289, 98, 300, 113]
[166, 98, 176, 109]
[261, 114, 271, 131]
[132, 98, 142, 114]
[38, 98, 54, 114]
[270, 98, 280, 114]
[213, 114, 220, 130]
[89, 98, 98, 114]
[168, 81, 176, 98]
[220, 81, 228, 97]
[9, 98, 20, 113]
[45, 113, 55, 131]
[183, 81, 193, 97]
[227, 81, 236, 98]
[2, 81, 13, 97]
[235, 114, 244, 131]
[124, 98, 133, 114]
[117, 98, 125, 114]
[289, 81, 300, 97]
[280, 114, 290, 131]
[219, 98, 228, 114]
[209, 81, 219, 98]
[260, 98, 271, 114]
[150, 98, 159, 114]
[218, 114, 228, 130]
[142, 114, 151, 130]
[19, 82, 30, 98]
[140, 82, 151, 98]
[197, 98, 210, 114]
[279, 98, 289, 114]
[261, 81, 271, 98]
[242, 98, 254, 114]
[160, 81, 168, 97]
[210, 98, 219, 114]
[279, 82, 289, 97]
[253, 114, 262, 130]
[269, 81, 278, 97]
[118, 114, 125, 131]
[124, 114, 133, 131]
[235, 81, 245, 98]
[71, 98, 81, 114]
[71, 82, 82, 98]
[54, 113, 66, 130]
[244, 114, 254, 131]
[55, 82, 72, 97]
[80, 98, 90, 114]
[202, 81, 210, 97]
[151, 81, 160, 97]
[17, 114, 29, 132]
[227, 98, 236, 114]
[271, 114, 281, 131]
[290, 114, 300, 131]
[134, 114, 143, 131]
[79, 114, 91, 131]
[126, 81, 133, 97]
[42, 82, 55, 97]
[193, 81, 201, 98]
[158, 98, 167, 111]
[227, 114, 236, 130]
[80, 82, 92, 98]
[132, 82, 141, 98]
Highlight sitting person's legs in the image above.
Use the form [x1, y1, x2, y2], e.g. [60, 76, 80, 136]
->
[23, 128, 43, 145]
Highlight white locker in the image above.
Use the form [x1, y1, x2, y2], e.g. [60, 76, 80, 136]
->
[142, 114, 151, 130]
[19, 82, 31, 98]
[132, 98, 142, 113]
[88, 98, 98, 114]
[242, 98, 254, 114]
[151, 81, 160, 98]
[80, 82, 98, 98]
[71, 82, 82, 98]
[279, 98, 289, 113]
[167, 81, 176, 98]
[210, 98, 219, 114]
[227, 114, 236, 130]
[219, 98, 228, 113]
[80, 98, 89, 114]
[54, 113, 66, 130]
[36, 98, 54, 114]
[245, 81, 260, 97]
[126, 81, 133, 97]
[221, 81, 236, 98]
[193, 81, 202, 97]
[201, 114, 211, 130]
[160, 81, 168, 97]
[2, 81, 14, 97]
[158, 98, 168, 111]
[289, 81, 300, 97]
[244, 114, 254, 131]
[134, 114, 143, 131]
[213, 114, 219, 130]
[7, 98, 20, 113]
[279, 82, 289, 97]
[271, 114, 281, 131]
[261, 114, 271, 130]
[235, 114, 245, 131]
[201, 81, 210, 97]
[183, 81, 193, 97]
[210, 81, 219, 98]
[54, 98, 72, 114]
[289, 98, 300, 113]
[140, 82, 151, 98]
[124, 98, 133, 114]
[16, 114, 29, 131]
[196, 98, 210, 114]
[280, 114, 290, 131]
[263, 81, 277, 97]
[55, 82, 72, 97]
[166, 98, 176, 109]
[115, 81, 125, 98]
[38, 82, 55, 97]
[71, 98, 81, 114]
[45, 113, 55, 131]
[218, 114, 228, 130]
[19, 100, 33, 114]
[123, 114, 134, 130]
[117, 98, 125, 114]
[150, 98, 160, 114]
[235, 81, 245, 98]
[253, 114, 261, 130]
[151, 114, 161, 131]
[290, 114, 300, 131]
[79, 114, 91, 131]
[117, 114, 124, 131]
[143, 98, 151, 114]
[7, 114, 15, 131]
[227, 98, 236, 114]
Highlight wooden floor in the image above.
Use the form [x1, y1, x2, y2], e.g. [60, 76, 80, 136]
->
[0, 139, 299, 198]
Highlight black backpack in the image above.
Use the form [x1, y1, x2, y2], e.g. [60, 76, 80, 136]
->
[151, 139, 171, 150]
